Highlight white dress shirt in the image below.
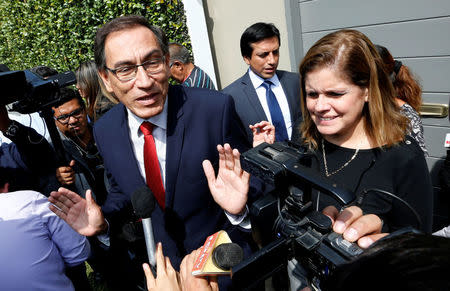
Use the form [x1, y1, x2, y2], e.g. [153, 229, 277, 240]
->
[127, 100, 168, 187]
[125, 97, 249, 228]
[97, 102, 169, 247]
[248, 69, 293, 139]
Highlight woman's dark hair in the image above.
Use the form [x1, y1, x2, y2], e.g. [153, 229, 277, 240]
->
[240, 22, 280, 58]
[75, 60, 118, 120]
[375, 44, 422, 112]
[75, 60, 99, 118]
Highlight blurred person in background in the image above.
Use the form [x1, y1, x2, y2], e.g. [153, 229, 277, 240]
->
[375, 44, 428, 155]
[0, 167, 90, 291]
[168, 43, 216, 90]
[75, 60, 118, 121]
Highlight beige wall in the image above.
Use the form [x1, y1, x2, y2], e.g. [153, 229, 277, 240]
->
[204, 0, 293, 89]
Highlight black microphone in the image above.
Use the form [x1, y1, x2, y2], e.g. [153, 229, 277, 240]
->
[192, 231, 243, 276]
[131, 186, 156, 268]
[212, 243, 244, 270]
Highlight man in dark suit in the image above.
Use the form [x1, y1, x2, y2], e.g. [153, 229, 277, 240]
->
[48, 15, 254, 291]
[222, 22, 302, 144]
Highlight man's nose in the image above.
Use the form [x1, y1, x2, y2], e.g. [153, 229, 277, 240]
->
[67, 115, 79, 124]
[135, 66, 155, 88]
[267, 53, 276, 65]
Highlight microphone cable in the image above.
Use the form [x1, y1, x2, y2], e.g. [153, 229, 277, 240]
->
[359, 188, 422, 230]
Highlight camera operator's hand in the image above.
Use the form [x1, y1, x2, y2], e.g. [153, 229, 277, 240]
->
[203, 143, 250, 215]
[0, 105, 11, 132]
[180, 247, 219, 291]
[322, 205, 388, 248]
[56, 160, 76, 185]
[250, 121, 275, 147]
[143, 243, 181, 291]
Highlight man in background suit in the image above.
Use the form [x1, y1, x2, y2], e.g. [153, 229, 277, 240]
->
[48, 15, 254, 291]
[222, 22, 302, 144]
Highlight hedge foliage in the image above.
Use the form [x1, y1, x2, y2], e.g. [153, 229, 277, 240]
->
[0, 0, 190, 72]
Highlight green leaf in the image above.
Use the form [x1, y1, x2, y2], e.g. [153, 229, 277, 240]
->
[0, 0, 190, 71]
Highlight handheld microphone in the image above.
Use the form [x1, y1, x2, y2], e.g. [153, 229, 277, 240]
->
[192, 230, 243, 276]
[131, 186, 156, 268]
[212, 243, 244, 270]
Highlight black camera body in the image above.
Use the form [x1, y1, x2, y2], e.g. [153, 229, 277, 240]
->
[0, 69, 76, 114]
[0, 68, 76, 165]
[231, 142, 362, 290]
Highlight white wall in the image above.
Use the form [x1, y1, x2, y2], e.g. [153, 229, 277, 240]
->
[182, 0, 217, 88]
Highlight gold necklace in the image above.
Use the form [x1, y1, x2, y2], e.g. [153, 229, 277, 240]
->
[322, 139, 360, 177]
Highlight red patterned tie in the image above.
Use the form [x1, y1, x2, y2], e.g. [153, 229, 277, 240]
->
[140, 121, 165, 210]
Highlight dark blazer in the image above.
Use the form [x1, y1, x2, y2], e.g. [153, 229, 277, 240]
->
[0, 121, 57, 193]
[222, 70, 302, 144]
[93, 85, 252, 269]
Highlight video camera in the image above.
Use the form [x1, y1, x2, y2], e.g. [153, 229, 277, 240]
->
[0, 68, 76, 165]
[0, 69, 76, 114]
[231, 141, 363, 290]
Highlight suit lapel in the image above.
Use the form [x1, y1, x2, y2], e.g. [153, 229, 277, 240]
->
[116, 105, 147, 190]
[242, 72, 268, 122]
[165, 86, 185, 208]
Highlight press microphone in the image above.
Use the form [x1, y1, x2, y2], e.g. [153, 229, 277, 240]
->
[131, 186, 156, 268]
[192, 230, 243, 276]
[212, 242, 244, 270]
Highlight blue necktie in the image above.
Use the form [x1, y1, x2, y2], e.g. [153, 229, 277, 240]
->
[261, 80, 288, 141]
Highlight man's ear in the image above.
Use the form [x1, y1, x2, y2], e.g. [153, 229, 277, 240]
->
[98, 69, 114, 93]
[243, 56, 251, 66]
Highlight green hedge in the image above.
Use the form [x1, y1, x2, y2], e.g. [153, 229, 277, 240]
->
[0, 0, 190, 72]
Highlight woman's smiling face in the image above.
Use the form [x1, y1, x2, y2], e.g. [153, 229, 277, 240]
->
[305, 66, 368, 146]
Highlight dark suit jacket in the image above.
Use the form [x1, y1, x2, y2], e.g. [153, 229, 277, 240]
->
[93, 85, 253, 269]
[0, 121, 57, 193]
[222, 70, 302, 144]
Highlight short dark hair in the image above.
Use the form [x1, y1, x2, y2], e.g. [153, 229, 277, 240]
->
[53, 87, 85, 110]
[240, 22, 280, 58]
[94, 15, 168, 71]
[324, 232, 450, 291]
[168, 43, 192, 65]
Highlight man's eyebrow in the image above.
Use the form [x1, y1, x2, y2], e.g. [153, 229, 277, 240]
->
[112, 49, 163, 68]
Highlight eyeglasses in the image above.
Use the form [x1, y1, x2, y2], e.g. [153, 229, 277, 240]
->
[106, 56, 166, 82]
[54, 107, 84, 124]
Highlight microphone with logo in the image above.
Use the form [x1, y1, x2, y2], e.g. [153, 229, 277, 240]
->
[131, 186, 157, 272]
[191, 230, 244, 276]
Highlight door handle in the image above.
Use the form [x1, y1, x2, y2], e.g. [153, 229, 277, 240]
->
[420, 103, 449, 118]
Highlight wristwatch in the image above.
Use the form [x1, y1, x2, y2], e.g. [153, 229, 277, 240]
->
[4, 121, 20, 138]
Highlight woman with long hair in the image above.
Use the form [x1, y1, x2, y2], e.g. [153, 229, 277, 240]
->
[375, 44, 428, 155]
[75, 60, 118, 121]
[296, 29, 432, 232]
[205, 29, 433, 290]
